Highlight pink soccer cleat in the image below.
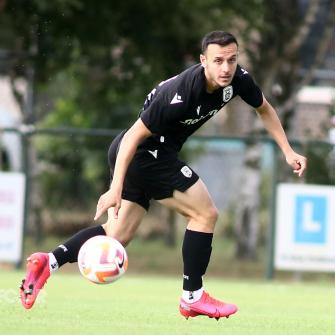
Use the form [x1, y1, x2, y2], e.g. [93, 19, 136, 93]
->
[179, 291, 238, 320]
[19, 253, 50, 309]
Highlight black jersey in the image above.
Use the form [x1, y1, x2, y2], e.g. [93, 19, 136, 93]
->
[139, 63, 263, 153]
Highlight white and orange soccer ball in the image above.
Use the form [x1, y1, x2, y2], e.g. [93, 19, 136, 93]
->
[78, 236, 128, 284]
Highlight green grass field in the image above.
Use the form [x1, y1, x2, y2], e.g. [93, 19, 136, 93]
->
[1, 271, 335, 335]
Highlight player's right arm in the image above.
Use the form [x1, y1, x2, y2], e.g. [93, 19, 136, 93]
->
[95, 75, 185, 221]
[94, 118, 152, 221]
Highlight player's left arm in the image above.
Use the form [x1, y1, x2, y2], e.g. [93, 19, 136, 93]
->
[256, 95, 307, 177]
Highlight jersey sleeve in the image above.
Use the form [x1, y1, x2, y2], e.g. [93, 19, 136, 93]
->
[238, 72, 263, 108]
[140, 85, 186, 134]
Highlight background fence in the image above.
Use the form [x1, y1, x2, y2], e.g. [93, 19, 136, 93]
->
[1, 126, 334, 278]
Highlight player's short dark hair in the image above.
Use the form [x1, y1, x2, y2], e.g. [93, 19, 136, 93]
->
[201, 31, 238, 53]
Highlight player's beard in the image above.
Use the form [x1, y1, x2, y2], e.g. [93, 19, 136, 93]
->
[217, 74, 232, 87]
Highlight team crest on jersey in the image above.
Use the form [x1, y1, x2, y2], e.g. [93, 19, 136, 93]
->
[223, 85, 233, 103]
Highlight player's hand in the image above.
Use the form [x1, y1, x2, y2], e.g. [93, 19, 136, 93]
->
[285, 151, 307, 177]
[94, 188, 122, 221]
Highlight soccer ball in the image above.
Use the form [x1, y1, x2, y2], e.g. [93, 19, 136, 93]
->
[78, 235, 128, 284]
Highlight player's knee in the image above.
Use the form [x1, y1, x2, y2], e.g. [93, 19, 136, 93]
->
[193, 205, 218, 230]
[115, 232, 133, 247]
[101, 223, 134, 247]
[204, 205, 219, 226]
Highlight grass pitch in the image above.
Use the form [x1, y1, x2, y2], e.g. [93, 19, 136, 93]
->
[1, 271, 334, 335]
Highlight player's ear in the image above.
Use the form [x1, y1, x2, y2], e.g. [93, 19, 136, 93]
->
[200, 54, 206, 68]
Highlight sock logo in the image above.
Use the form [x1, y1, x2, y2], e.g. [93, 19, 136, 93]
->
[59, 244, 68, 252]
[51, 262, 58, 269]
[183, 274, 189, 280]
[189, 291, 194, 300]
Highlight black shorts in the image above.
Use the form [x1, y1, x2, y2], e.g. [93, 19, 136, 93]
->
[108, 131, 199, 211]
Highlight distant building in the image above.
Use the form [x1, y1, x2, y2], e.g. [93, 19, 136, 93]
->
[292, 86, 335, 141]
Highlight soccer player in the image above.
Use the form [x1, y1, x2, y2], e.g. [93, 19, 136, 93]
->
[20, 31, 307, 318]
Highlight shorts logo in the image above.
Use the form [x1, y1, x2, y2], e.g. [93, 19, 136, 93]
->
[181, 166, 192, 178]
[223, 85, 233, 102]
[148, 149, 158, 159]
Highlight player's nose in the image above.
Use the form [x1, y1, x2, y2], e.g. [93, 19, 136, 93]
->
[220, 61, 230, 73]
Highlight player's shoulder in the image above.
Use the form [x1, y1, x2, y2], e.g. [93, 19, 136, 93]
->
[158, 63, 202, 90]
[233, 64, 263, 107]
[180, 63, 203, 80]
[154, 63, 203, 102]
[234, 64, 251, 79]
[232, 64, 259, 89]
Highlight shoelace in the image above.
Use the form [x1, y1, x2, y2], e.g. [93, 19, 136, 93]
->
[203, 292, 226, 307]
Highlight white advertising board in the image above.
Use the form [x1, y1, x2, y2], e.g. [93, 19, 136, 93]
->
[0, 172, 25, 263]
[275, 183, 335, 272]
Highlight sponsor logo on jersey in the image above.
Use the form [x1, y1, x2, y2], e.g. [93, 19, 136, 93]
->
[181, 166, 192, 178]
[180, 109, 219, 125]
[170, 93, 183, 104]
[148, 149, 158, 159]
[223, 85, 233, 102]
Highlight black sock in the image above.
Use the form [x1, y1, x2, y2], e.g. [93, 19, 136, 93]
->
[52, 225, 106, 267]
[182, 229, 213, 291]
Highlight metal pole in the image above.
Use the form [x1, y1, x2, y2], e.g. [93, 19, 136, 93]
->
[265, 140, 279, 280]
[16, 126, 33, 268]
[15, 60, 35, 267]
[25, 67, 35, 123]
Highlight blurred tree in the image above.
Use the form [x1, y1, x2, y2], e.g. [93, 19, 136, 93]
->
[233, 0, 335, 259]
[0, 0, 264, 127]
[1, 0, 333, 249]
[245, 0, 335, 123]
[0, 0, 265, 237]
